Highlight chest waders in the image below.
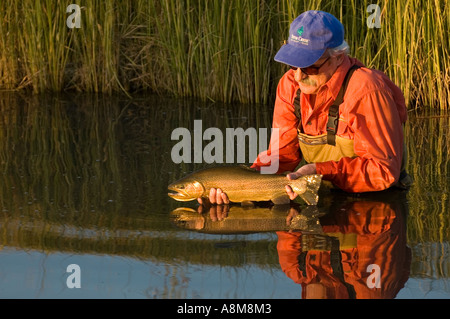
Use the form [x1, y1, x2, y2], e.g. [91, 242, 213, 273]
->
[294, 65, 411, 189]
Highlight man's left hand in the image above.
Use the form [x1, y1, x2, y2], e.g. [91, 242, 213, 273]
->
[285, 163, 317, 200]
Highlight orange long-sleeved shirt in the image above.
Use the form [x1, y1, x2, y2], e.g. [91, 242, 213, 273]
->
[252, 56, 407, 192]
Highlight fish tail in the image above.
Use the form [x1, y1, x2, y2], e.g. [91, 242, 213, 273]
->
[290, 174, 322, 205]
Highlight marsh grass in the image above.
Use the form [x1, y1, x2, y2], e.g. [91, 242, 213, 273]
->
[0, 0, 449, 109]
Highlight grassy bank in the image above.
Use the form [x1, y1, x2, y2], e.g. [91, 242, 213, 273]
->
[0, 0, 449, 109]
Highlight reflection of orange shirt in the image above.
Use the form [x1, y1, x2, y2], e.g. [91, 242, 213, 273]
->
[252, 56, 407, 192]
[276, 200, 411, 299]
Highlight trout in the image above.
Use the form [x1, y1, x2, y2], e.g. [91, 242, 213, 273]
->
[168, 165, 322, 205]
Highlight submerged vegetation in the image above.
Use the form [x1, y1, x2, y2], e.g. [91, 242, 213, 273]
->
[0, 0, 449, 109]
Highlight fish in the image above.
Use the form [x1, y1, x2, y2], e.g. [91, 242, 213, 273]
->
[169, 205, 324, 234]
[167, 165, 322, 205]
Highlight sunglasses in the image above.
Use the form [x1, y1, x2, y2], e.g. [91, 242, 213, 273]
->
[291, 56, 331, 75]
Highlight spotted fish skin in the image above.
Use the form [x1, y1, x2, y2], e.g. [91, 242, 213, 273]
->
[168, 166, 322, 205]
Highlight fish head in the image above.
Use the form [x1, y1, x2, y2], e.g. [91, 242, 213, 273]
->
[169, 207, 206, 230]
[168, 179, 205, 201]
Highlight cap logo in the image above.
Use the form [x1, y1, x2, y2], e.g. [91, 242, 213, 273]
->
[290, 26, 309, 46]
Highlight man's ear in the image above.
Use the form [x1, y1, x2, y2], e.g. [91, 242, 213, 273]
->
[336, 53, 345, 64]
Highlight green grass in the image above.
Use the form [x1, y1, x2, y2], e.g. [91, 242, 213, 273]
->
[0, 0, 449, 109]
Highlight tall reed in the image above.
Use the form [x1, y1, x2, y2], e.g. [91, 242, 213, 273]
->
[0, 0, 448, 109]
[0, 0, 71, 92]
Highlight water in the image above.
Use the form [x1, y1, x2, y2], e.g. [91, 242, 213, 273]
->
[0, 92, 448, 300]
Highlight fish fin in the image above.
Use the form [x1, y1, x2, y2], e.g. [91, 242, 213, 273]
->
[270, 205, 291, 214]
[271, 194, 290, 205]
[301, 205, 321, 216]
[240, 200, 255, 207]
[291, 174, 323, 205]
[238, 164, 257, 172]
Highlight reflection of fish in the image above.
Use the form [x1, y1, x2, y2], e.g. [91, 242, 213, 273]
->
[169, 205, 324, 234]
[168, 166, 322, 205]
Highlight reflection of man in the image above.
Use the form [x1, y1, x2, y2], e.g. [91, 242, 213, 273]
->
[277, 192, 411, 299]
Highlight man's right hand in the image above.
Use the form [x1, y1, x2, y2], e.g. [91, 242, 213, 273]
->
[197, 203, 230, 221]
[197, 188, 230, 205]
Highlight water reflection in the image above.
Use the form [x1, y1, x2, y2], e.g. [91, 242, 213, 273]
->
[173, 190, 411, 299]
[0, 92, 448, 298]
[278, 190, 411, 299]
[0, 92, 278, 268]
[170, 204, 324, 234]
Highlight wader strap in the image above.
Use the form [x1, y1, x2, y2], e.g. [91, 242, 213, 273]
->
[294, 89, 301, 122]
[327, 64, 361, 146]
[297, 251, 307, 278]
[326, 104, 340, 145]
[330, 237, 357, 299]
[294, 64, 361, 146]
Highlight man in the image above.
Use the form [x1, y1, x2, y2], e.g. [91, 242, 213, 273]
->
[199, 10, 411, 206]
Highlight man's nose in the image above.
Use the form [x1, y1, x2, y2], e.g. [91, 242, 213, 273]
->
[294, 68, 306, 82]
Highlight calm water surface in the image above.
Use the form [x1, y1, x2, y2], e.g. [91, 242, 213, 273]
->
[0, 93, 448, 299]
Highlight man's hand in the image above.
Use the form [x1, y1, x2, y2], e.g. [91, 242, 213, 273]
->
[285, 163, 317, 200]
[285, 206, 302, 226]
[197, 188, 230, 206]
[197, 204, 230, 221]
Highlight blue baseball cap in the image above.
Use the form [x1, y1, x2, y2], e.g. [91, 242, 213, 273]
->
[274, 10, 344, 68]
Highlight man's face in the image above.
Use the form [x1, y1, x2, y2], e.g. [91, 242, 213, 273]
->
[292, 53, 344, 94]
